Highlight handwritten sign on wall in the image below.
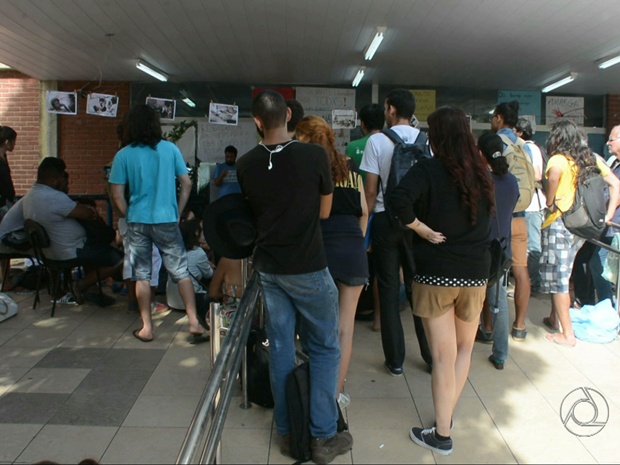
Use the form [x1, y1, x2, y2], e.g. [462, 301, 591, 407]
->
[498, 90, 542, 124]
[545, 96, 584, 126]
[411, 90, 436, 121]
[197, 119, 258, 163]
[295, 87, 356, 151]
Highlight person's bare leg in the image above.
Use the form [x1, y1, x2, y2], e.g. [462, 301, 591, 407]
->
[177, 277, 205, 335]
[135, 279, 154, 340]
[421, 309, 456, 438]
[337, 282, 363, 394]
[453, 316, 479, 407]
[512, 265, 530, 330]
[546, 292, 576, 346]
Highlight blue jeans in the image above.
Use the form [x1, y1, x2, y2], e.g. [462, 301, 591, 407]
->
[487, 278, 509, 361]
[257, 269, 340, 439]
[525, 210, 543, 291]
[591, 236, 613, 303]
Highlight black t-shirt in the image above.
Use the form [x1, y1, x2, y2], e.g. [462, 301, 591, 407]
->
[390, 157, 492, 280]
[237, 141, 334, 274]
[0, 157, 15, 207]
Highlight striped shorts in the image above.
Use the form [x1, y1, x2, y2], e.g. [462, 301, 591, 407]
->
[540, 218, 584, 294]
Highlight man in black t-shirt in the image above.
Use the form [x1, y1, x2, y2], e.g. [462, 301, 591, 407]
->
[237, 90, 352, 463]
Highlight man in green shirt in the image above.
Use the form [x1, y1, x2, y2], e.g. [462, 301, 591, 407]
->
[345, 103, 384, 182]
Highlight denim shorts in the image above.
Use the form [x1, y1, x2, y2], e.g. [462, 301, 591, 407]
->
[126, 222, 189, 283]
[76, 243, 123, 267]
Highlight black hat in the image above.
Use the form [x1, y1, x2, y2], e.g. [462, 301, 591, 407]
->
[203, 193, 256, 259]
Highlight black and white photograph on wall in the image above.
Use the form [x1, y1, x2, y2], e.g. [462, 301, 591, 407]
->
[86, 93, 119, 118]
[46, 90, 77, 115]
[332, 109, 357, 129]
[208, 102, 239, 126]
[146, 97, 176, 121]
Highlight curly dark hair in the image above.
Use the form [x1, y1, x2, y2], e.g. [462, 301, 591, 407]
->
[546, 119, 599, 186]
[428, 106, 495, 225]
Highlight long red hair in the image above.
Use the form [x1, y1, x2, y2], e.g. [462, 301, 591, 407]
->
[295, 115, 349, 183]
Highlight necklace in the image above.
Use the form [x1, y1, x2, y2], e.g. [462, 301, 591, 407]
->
[259, 140, 298, 170]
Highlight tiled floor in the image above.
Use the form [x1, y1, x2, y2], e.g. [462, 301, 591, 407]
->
[1, 286, 619, 464]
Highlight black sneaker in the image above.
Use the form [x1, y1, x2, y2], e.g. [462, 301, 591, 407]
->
[384, 361, 403, 377]
[311, 431, 353, 464]
[409, 426, 452, 455]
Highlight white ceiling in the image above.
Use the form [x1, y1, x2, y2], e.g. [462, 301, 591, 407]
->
[1, 0, 620, 95]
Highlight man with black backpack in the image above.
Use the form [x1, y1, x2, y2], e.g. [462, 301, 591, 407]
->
[360, 89, 432, 376]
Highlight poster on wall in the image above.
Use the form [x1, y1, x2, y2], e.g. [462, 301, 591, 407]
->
[411, 89, 436, 122]
[86, 93, 119, 118]
[46, 91, 77, 115]
[545, 96, 584, 126]
[332, 109, 356, 129]
[146, 97, 176, 121]
[498, 90, 541, 124]
[208, 103, 239, 126]
[296, 87, 356, 151]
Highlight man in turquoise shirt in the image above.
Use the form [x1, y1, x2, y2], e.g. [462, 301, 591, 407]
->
[109, 104, 207, 343]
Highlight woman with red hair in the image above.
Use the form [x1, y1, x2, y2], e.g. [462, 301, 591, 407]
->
[390, 106, 494, 455]
[296, 115, 369, 410]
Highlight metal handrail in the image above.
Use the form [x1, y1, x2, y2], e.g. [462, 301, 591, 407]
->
[176, 272, 260, 464]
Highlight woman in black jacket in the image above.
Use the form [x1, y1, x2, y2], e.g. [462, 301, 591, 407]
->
[390, 106, 494, 456]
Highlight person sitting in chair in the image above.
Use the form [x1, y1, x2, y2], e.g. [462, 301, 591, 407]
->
[22, 157, 123, 304]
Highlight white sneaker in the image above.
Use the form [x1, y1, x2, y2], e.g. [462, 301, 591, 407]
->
[338, 392, 351, 410]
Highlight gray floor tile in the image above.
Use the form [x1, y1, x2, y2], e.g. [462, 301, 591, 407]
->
[0, 424, 43, 462]
[15, 424, 117, 464]
[73, 367, 153, 397]
[0, 347, 53, 370]
[0, 366, 29, 396]
[48, 390, 137, 426]
[9, 368, 91, 394]
[34, 347, 110, 369]
[94, 348, 165, 371]
[122, 394, 201, 427]
[101, 426, 188, 464]
[0, 393, 69, 423]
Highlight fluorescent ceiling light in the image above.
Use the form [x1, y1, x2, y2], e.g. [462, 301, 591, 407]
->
[136, 60, 168, 82]
[352, 67, 365, 87]
[365, 27, 386, 61]
[182, 97, 196, 108]
[598, 54, 620, 69]
[541, 72, 577, 93]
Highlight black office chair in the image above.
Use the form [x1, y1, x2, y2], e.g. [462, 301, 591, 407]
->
[23, 219, 102, 317]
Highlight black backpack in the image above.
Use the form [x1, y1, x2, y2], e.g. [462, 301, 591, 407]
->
[557, 164, 607, 240]
[245, 327, 274, 408]
[380, 128, 431, 229]
[286, 361, 348, 462]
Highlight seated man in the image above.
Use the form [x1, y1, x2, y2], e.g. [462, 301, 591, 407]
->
[22, 157, 122, 303]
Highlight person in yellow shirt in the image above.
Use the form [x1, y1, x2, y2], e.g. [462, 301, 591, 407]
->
[541, 120, 619, 347]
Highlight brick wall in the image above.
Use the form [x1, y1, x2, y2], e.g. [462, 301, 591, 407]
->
[607, 94, 620, 135]
[0, 70, 41, 195]
[57, 81, 130, 197]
